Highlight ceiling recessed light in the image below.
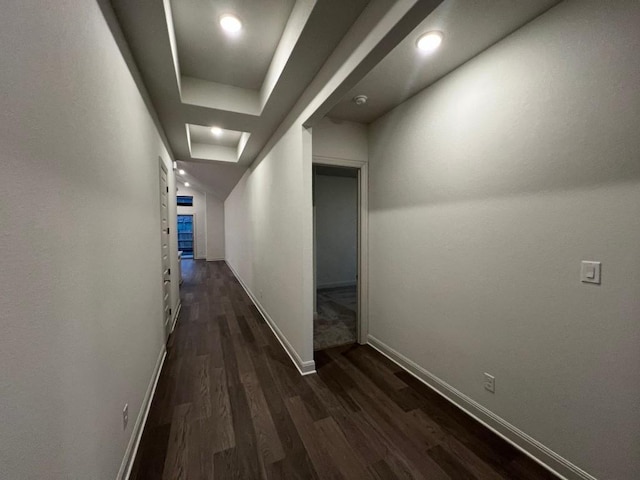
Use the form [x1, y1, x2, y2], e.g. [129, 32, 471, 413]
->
[178, 169, 186, 175]
[416, 31, 443, 54]
[219, 14, 242, 34]
[184, 182, 190, 187]
[210, 126, 222, 136]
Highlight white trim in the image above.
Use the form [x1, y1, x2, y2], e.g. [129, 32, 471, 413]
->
[358, 163, 369, 345]
[170, 301, 181, 333]
[301, 127, 315, 369]
[117, 345, 167, 480]
[317, 280, 357, 289]
[191, 212, 197, 259]
[313, 155, 365, 167]
[225, 260, 316, 375]
[312, 156, 369, 345]
[367, 335, 597, 480]
[206, 257, 225, 262]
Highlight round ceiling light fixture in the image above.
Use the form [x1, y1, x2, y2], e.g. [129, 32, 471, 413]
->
[353, 95, 368, 106]
[184, 182, 190, 187]
[210, 126, 223, 136]
[219, 14, 242, 34]
[178, 169, 186, 175]
[416, 31, 443, 54]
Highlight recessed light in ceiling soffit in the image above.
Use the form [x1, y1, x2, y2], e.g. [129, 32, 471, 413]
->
[416, 30, 443, 53]
[219, 14, 242, 35]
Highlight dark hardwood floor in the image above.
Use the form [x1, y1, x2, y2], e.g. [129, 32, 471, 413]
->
[130, 260, 557, 480]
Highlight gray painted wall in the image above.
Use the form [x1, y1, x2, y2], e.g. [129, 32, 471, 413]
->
[0, 1, 179, 478]
[206, 193, 225, 261]
[225, 123, 315, 370]
[313, 116, 368, 161]
[367, 1, 640, 478]
[315, 174, 358, 288]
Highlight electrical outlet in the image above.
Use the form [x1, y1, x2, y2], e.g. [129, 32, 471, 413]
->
[484, 373, 495, 393]
[122, 404, 129, 430]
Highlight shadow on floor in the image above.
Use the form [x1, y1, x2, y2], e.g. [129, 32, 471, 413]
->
[314, 285, 357, 351]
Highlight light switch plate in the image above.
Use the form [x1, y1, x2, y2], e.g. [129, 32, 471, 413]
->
[484, 373, 495, 393]
[581, 261, 601, 284]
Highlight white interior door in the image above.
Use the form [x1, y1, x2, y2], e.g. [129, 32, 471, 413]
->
[159, 162, 172, 340]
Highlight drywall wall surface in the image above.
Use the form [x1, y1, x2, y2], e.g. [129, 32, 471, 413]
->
[367, 1, 640, 478]
[225, 122, 314, 367]
[315, 175, 358, 288]
[177, 185, 206, 259]
[312, 116, 368, 161]
[206, 193, 225, 260]
[0, 1, 179, 478]
[225, 169, 254, 288]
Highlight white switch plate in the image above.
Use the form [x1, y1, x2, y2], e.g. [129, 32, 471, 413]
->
[484, 373, 495, 393]
[581, 261, 601, 284]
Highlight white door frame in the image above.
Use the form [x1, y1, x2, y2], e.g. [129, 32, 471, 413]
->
[312, 155, 368, 344]
[177, 212, 196, 258]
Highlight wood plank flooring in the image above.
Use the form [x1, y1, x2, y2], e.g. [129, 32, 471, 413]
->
[130, 260, 557, 480]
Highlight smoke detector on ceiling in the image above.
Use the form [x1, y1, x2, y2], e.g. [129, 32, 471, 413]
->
[353, 95, 368, 105]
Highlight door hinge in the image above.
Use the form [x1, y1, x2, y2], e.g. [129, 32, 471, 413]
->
[169, 308, 172, 316]
[166, 186, 169, 193]
[168, 268, 171, 275]
[167, 227, 170, 234]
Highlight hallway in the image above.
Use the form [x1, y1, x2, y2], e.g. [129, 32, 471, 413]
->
[131, 260, 555, 480]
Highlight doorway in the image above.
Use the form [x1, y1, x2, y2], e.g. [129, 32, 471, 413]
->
[177, 214, 194, 259]
[313, 165, 359, 351]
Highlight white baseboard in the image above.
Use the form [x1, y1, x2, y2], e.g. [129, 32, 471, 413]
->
[367, 335, 596, 480]
[170, 301, 181, 333]
[317, 280, 357, 289]
[225, 260, 316, 375]
[206, 257, 225, 262]
[117, 345, 167, 480]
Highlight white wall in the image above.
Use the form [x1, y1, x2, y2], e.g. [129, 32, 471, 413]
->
[0, 1, 180, 478]
[367, 1, 640, 479]
[315, 174, 358, 288]
[312, 116, 368, 161]
[225, 123, 315, 372]
[206, 193, 225, 261]
[177, 184, 206, 259]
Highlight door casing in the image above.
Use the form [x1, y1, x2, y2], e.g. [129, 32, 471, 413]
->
[312, 155, 369, 344]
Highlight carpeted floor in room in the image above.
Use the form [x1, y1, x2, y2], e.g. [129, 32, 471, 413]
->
[314, 286, 357, 350]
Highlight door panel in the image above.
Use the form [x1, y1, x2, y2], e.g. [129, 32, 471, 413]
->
[160, 163, 172, 340]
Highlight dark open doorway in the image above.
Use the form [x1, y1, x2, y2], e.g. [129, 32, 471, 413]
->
[177, 214, 194, 259]
[313, 165, 358, 350]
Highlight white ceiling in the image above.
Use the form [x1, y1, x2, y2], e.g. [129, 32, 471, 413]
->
[188, 124, 242, 148]
[109, 0, 563, 199]
[171, 0, 295, 90]
[328, 0, 562, 124]
[175, 160, 245, 200]
[110, 0, 376, 198]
